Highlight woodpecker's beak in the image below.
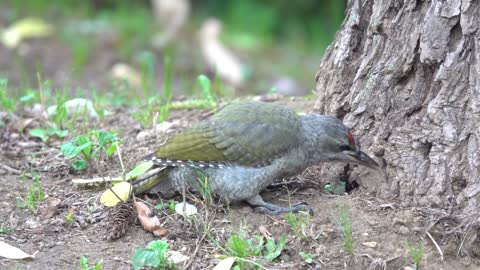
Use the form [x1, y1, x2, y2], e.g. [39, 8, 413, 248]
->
[347, 150, 380, 170]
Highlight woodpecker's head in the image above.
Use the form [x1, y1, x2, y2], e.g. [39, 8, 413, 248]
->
[301, 115, 379, 169]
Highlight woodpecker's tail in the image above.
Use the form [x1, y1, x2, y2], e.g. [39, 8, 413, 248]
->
[134, 155, 228, 196]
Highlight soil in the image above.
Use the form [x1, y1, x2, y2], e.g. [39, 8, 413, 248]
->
[1, 104, 480, 270]
[0, 27, 479, 270]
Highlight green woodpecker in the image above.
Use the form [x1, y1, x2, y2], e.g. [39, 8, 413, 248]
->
[133, 101, 379, 214]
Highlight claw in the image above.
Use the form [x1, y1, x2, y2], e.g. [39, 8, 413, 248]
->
[247, 195, 313, 215]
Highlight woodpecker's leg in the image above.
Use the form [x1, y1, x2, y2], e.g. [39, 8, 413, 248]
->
[246, 195, 312, 215]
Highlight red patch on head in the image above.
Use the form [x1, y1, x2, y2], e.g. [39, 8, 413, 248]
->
[347, 131, 356, 147]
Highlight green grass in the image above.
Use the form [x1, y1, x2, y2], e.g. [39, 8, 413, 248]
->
[60, 130, 122, 171]
[79, 256, 104, 270]
[132, 240, 174, 270]
[168, 74, 218, 110]
[286, 211, 312, 241]
[131, 53, 172, 128]
[222, 230, 286, 268]
[0, 79, 16, 113]
[98, 3, 154, 59]
[0, 222, 15, 234]
[155, 199, 176, 214]
[191, 168, 214, 206]
[406, 240, 423, 269]
[65, 212, 74, 223]
[337, 200, 354, 254]
[28, 125, 68, 142]
[3, 0, 345, 95]
[16, 170, 44, 215]
[299, 251, 313, 264]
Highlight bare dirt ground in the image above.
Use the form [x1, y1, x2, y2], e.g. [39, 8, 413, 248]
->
[1, 105, 480, 270]
[1, 35, 479, 270]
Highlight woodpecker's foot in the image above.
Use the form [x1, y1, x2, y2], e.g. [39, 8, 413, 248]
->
[246, 195, 313, 215]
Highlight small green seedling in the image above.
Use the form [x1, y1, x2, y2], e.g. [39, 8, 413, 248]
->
[154, 200, 176, 214]
[66, 212, 74, 223]
[132, 240, 174, 270]
[61, 130, 122, 170]
[16, 170, 44, 215]
[406, 240, 423, 269]
[131, 53, 172, 128]
[79, 256, 104, 270]
[299, 252, 313, 264]
[29, 126, 68, 142]
[19, 90, 40, 106]
[264, 236, 287, 262]
[0, 78, 16, 113]
[286, 211, 311, 241]
[197, 74, 216, 108]
[227, 233, 262, 258]
[192, 168, 213, 206]
[0, 222, 15, 234]
[225, 231, 286, 268]
[337, 201, 354, 254]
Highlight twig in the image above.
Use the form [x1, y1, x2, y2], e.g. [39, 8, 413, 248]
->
[30, 149, 57, 156]
[17, 141, 43, 148]
[0, 164, 22, 174]
[183, 230, 207, 269]
[234, 257, 270, 270]
[115, 141, 125, 176]
[426, 231, 443, 261]
[72, 176, 123, 184]
[182, 181, 187, 213]
[457, 224, 473, 256]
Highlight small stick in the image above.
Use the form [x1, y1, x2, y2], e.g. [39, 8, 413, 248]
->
[0, 164, 22, 174]
[72, 176, 123, 184]
[115, 141, 126, 176]
[427, 231, 443, 261]
[183, 231, 207, 269]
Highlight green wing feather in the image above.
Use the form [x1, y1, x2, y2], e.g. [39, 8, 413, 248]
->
[156, 101, 302, 166]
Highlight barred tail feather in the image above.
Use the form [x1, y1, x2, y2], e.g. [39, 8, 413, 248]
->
[145, 156, 226, 169]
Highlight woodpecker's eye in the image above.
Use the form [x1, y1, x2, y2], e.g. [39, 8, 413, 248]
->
[346, 131, 356, 147]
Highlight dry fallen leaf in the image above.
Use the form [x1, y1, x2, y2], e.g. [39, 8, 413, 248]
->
[174, 202, 197, 216]
[362, 241, 378, 248]
[0, 241, 37, 259]
[41, 197, 61, 219]
[100, 182, 132, 207]
[166, 250, 189, 264]
[10, 118, 35, 133]
[258, 225, 273, 240]
[1, 17, 54, 49]
[212, 257, 236, 270]
[134, 201, 168, 236]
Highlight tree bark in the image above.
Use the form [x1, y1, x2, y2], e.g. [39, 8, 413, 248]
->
[315, 0, 480, 256]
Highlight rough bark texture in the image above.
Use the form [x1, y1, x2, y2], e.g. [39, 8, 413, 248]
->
[315, 0, 480, 255]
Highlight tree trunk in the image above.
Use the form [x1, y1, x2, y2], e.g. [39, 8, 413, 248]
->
[315, 0, 480, 256]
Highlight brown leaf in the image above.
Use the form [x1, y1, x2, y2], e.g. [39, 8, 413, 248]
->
[41, 198, 61, 219]
[259, 225, 273, 240]
[9, 118, 35, 133]
[134, 201, 168, 236]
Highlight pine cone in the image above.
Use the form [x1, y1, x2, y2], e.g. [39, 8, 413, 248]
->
[104, 200, 136, 241]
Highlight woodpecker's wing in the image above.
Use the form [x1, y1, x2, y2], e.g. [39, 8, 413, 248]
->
[154, 101, 303, 166]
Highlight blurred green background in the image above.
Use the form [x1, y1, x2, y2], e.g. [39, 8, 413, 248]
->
[1, 0, 346, 97]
